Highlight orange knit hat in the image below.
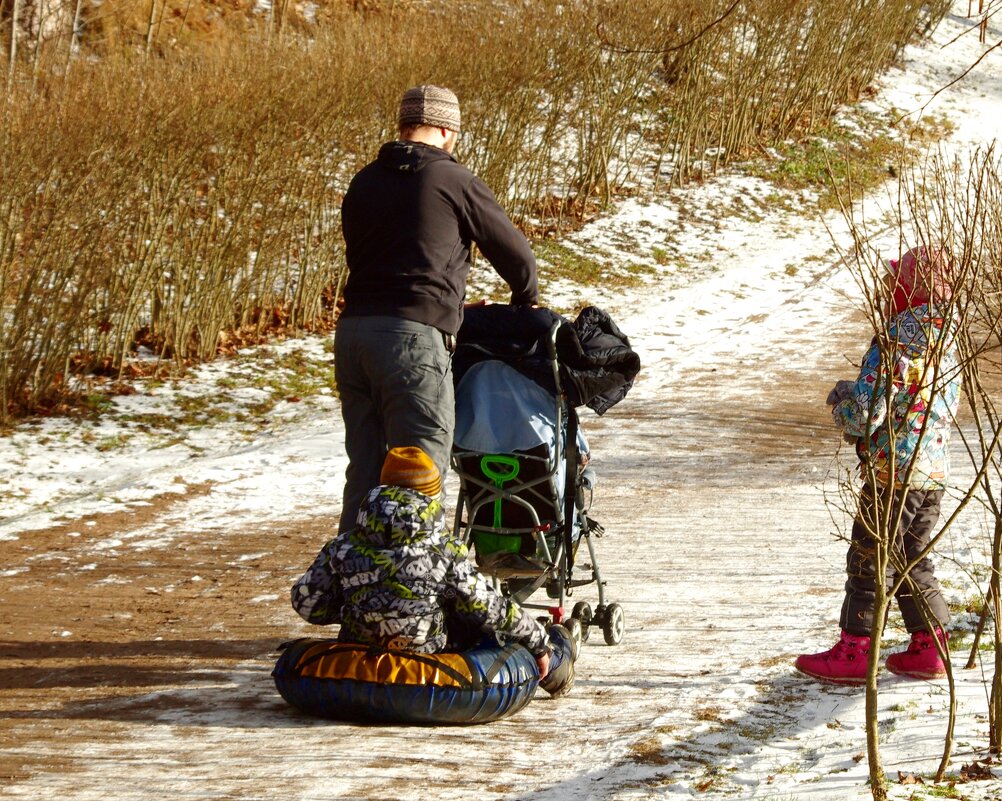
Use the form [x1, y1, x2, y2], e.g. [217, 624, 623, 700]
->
[380, 446, 442, 497]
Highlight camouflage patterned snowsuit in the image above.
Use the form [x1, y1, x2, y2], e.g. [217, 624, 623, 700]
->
[291, 485, 548, 656]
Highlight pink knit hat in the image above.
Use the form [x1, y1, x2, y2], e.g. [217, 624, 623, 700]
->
[888, 245, 952, 312]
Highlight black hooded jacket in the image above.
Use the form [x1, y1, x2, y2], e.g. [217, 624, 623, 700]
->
[340, 141, 539, 335]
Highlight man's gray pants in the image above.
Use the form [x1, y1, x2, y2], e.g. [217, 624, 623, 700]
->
[840, 484, 950, 636]
[334, 315, 454, 533]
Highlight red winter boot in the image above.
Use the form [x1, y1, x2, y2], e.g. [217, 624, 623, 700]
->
[886, 628, 949, 679]
[795, 631, 871, 685]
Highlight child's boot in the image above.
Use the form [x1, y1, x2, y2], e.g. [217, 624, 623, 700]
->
[795, 630, 870, 685]
[539, 624, 576, 697]
[886, 627, 949, 679]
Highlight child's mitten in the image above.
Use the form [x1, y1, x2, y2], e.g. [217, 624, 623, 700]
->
[826, 379, 855, 407]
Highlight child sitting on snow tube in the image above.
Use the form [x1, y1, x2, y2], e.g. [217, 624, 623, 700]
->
[289, 446, 575, 702]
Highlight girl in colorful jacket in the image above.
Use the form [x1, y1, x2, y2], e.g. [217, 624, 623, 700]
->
[796, 246, 961, 684]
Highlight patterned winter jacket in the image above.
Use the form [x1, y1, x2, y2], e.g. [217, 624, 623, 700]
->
[291, 485, 548, 656]
[833, 304, 961, 490]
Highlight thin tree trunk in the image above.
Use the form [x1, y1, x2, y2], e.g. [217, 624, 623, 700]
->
[965, 584, 991, 669]
[30, 0, 46, 86]
[991, 514, 1002, 751]
[866, 541, 890, 801]
[64, 0, 83, 75]
[7, 0, 21, 92]
[145, 0, 159, 57]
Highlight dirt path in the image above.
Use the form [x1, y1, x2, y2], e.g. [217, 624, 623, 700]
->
[5, 9, 1002, 790]
[7, 242, 986, 801]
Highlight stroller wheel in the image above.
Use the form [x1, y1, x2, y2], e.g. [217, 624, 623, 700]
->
[571, 601, 593, 643]
[601, 602, 625, 646]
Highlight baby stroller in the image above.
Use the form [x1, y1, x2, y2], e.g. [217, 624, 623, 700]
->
[451, 305, 639, 647]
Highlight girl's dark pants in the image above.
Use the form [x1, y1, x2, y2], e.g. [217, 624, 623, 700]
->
[839, 484, 950, 637]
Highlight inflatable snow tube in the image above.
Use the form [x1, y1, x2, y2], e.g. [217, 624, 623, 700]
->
[272, 638, 540, 725]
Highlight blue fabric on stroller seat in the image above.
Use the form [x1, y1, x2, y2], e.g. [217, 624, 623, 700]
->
[454, 359, 592, 572]
[454, 359, 590, 478]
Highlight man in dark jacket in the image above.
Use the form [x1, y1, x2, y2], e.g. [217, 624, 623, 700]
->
[335, 84, 539, 533]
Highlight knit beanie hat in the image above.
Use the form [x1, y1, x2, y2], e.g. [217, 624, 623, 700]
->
[888, 245, 952, 313]
[380, 446, 442, 497]
[398, 85, 461, 133]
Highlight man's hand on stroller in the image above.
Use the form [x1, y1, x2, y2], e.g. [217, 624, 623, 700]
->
[535, 648, 551, 680]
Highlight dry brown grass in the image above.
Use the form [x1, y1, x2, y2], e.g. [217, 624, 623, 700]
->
[0, 0, 956, 422]
[646, 0, 955, 183]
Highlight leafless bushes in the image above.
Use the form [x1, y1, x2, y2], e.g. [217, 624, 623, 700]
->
[832, 147, 1002, 797]
[0, 0, 951, 422]
[949, 147, 1002, 755]
[1, 35, 354, 417]
[645, 0, 952, 179]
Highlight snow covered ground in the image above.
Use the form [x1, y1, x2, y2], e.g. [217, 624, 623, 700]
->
[2, 5, 1002, 800]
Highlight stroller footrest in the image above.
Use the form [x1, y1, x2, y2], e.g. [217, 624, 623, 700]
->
[477, 551, 552, 578]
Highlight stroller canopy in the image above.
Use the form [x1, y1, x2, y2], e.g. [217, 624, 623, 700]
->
[453, 305, 640, 416]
